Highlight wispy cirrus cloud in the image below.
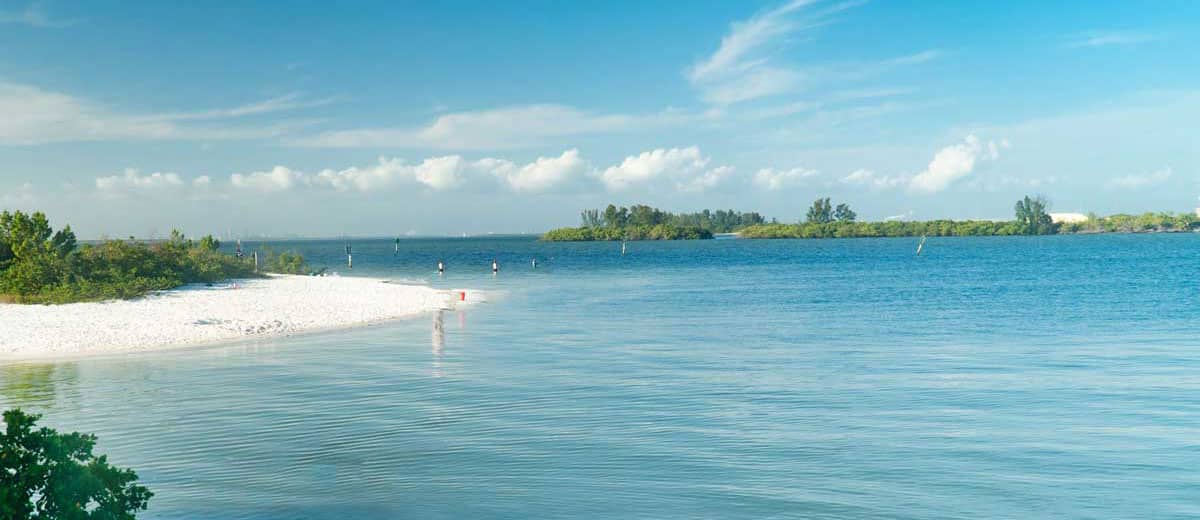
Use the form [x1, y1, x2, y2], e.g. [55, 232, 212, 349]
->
[686, 0, 937, 105]
[154, 92, 340, 121]
[0, 81, 328, 145]
[293, 104, 699, 151]
[0, 2, 77, 28]
[686, 0, 825, 104]
[1106, 166, 1172, 189]
[1066, 30, 1164, 48]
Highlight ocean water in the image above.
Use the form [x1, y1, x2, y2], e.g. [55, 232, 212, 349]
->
[4, 234, 1200, 519]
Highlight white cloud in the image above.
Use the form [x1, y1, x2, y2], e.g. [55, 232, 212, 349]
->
[1067, 30, 1163, 48]
[295, 104, 690, 151]
[0, 3, 77, 28]
[600, 146, 714, 191]
[230, 166, 305, 192]
[0, 81, 322, 145]
[192, 176, 212, 188]
[679, 165, 736, 193]
[412, 156, 471, 191]
[840, 168, 908, 189]
[311, 157, 409, 192]
[687, 0, 820, 104]
[95, 169, 184, 193]
[503, 149, 589, 193]
[1107, 167, 1172, 189]
[0, 182, 37, 208]
[753, 167, 818, 190]
[235, 149, 595, 194]
[154, 92, 338, 121]
[908, 135, 1008, 193]
[687, 1, 935, 106]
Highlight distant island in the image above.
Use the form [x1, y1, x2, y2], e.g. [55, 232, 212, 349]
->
[541, 205, 765, 241]
[543, 197, 1200, 241]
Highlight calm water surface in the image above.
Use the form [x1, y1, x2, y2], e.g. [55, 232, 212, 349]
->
[4, 234, 1200, 519]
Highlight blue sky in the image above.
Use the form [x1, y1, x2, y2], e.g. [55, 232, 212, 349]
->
[1, 0, 1197, 237]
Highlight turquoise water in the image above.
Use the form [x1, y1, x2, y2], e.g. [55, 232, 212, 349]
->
[4, 235, 1200, 519]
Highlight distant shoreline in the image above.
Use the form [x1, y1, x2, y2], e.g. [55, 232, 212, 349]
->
[0, 275, 479, 362]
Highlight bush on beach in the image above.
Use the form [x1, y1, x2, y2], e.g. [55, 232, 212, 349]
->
[0, 210, 308, 304]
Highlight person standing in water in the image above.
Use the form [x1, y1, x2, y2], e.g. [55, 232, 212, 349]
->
[492, 258, 499, 274]
[437, 259, 445, 275]
[531, 257, 537, 269]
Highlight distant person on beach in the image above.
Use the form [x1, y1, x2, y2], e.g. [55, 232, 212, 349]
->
[492, 259, 499, 274]
[531, 258, 537, 269]
[438, 260, 445, 275]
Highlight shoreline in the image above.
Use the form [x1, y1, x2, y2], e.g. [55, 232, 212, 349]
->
[0, 275, 479, 363]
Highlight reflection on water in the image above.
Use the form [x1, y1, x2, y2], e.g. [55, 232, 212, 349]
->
[431, 311, 445, 377]
[0, 363, 76, 409]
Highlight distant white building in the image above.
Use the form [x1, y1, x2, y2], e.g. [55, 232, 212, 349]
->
[1050, 212, 1089, 224]
[1195, 207, 1200, 218]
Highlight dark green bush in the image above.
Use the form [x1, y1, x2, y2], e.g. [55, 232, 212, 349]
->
[0, 210, 307, 303]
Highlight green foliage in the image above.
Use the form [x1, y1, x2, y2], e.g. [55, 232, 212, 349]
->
[1014, 195, 1057, 235]
[806, 197, 834, 224]
[543, 224, 713, 241]
[259, 246, 309, 275]
[834, 203, 856, 223]
[1060, 211, 1200, 233]
[0, 211, 307, 303]
[1, 408, 153, 519]
[740, 220, 1025, 239]
[559, 203, 763, 240]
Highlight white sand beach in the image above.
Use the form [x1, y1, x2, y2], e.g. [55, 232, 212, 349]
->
[0, 275, 478, 361]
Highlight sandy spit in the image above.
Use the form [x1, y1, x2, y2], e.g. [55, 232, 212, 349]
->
[0, 275, 476, 362]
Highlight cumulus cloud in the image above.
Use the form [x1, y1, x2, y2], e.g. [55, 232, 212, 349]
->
[599, 146, 728, 192]
[95, 169, 184, 192]
[679, 165, 736, 192]
[908, 135, 1008, 193]
[1107, 167, 1172, 189]
[83, 146, 735, 201]
[753, 167, 818, 190]
[311, 157, 410, 192]
[503, 149, 589, 193]
[840, 168, 908, 189]
[231, 166, 305, 192]
[233, 149, 599, 194]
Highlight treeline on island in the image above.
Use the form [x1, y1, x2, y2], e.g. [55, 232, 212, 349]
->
[542, 204, 767, 241]
[0, 210, 308, 304]
[543, 196, 1200, 241]
[739, 196, 1057, 238]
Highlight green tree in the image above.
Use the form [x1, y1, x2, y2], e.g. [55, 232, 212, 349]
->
[580, 209, 602, 228]
[1013, 195, 1056, 235]
[0, 409, 153, 519]
[834, 203, 857, 222]
[806, 198, 833, 224]
[198, 234, 221, 252]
